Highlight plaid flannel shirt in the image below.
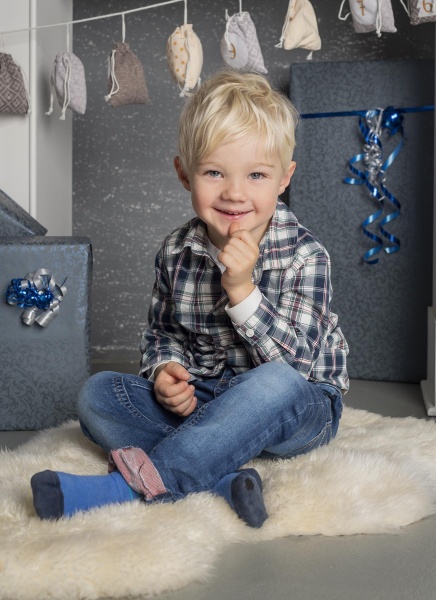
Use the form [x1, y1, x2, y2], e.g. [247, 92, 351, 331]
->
[140, 201, 349, 393]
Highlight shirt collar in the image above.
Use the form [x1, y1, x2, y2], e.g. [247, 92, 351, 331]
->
[171, 218, 210, 256]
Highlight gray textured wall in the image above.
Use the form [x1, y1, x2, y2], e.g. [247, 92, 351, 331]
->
[72, 0, 434, 375]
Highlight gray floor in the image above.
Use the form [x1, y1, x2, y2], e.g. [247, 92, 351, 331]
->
[1, 370, 435, 600]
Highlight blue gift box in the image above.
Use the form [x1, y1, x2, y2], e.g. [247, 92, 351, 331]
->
[0, 236, 92, 430]
[289, 60, 434, 383]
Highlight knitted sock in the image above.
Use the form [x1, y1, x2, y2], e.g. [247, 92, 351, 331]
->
[31, 470, 141, 520]
[213, 468, 268, 528]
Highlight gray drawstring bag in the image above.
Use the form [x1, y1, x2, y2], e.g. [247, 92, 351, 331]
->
[0, 53, 29, 114]
[220, 11, 267, 74]
[105, 42, 149, 107]
[46, 52, 87, 120]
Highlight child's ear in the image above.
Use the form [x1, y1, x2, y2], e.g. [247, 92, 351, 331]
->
[174, 156, 191, 192]
[279, 161, 296, 195]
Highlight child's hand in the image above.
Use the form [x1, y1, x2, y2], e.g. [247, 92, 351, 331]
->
[154, 361, 197, 416]
[218, 222, 259, 306]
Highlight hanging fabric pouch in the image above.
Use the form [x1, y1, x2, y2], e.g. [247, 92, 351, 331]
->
[276, 0, 321, 52]
[166, 24, 203, 96]
[0, 53, 29, 115]
[105, 42, 149, 107]
[409, 0, 436, 24]
[46, 52, 86, 120]
[340, 0, 397, 35]
[220, 11, 267, 74]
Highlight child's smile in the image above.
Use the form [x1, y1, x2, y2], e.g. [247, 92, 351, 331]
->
[214, 208, 253, 219]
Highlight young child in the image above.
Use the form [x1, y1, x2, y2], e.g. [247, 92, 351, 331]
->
[31, 69, 348, 528]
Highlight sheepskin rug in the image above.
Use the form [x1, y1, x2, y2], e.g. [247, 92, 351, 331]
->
[1, 405, 436, 600]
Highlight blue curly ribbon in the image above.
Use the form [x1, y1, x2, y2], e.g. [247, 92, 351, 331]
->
[344, 107, 404, 263]
[300, 105, 434, 264]
[5, 268, 67, 327]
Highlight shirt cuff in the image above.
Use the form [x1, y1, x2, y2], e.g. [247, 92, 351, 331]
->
[145, 360, 172, 382]
[225, 286, 262, 325]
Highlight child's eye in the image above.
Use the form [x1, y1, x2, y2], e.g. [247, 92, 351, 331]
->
[206, 170, 222, 178]
[249, 172, 264, 180]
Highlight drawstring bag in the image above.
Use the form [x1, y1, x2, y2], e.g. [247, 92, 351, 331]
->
[166, 24, 203, 96]
[46, 52, 86, 120]
[105, 42, 149, 107]
[409, 0, 436, 24]
[220, 11, 267, 74]
[275, 0, 321, 56]
[0, 53, 29, 114]
[338, 0, 397, 36]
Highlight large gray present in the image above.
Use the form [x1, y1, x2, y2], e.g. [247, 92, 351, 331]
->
[0, 189, 47, 237]
[0, 236, 92, 429]
[289, 60, 433, 383]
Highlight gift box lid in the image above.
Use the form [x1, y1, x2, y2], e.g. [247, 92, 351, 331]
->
[290, 59, 434, 114]
[0, 188, 48, 237]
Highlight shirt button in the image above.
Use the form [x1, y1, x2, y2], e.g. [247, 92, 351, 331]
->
[246, 329, 254, 338]
[208, 259, 215, 268]
[221, 340, 229, 347]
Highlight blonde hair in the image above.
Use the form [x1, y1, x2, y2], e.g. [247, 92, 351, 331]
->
[177, 69, 299, 174]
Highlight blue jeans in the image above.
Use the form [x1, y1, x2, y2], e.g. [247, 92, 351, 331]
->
[77, 362, 342, 501]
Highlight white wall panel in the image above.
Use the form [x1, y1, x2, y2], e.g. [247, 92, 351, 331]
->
[0, 0, 31, 213]
[0, 0, 72, 235]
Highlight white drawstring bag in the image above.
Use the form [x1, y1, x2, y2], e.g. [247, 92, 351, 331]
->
[220, 11, 267, 74]
[166, 24, 203, 97]
[276, 0, 321, 54]
[46, 53, 86, 120]
[339, 0, 397, 36]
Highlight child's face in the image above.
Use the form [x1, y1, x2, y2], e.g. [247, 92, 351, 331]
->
[175, 135, 295, 249]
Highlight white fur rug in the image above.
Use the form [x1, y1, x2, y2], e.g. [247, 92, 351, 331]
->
[1, 406, 436, 600]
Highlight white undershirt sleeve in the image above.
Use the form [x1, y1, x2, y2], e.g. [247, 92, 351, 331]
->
[225, 286, 262, 325]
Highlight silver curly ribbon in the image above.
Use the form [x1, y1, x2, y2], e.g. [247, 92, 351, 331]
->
[6, 268, 67, 327]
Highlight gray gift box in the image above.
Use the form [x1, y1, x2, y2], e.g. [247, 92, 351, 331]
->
[0, 189, 47, 237]
[289, 60, 434, 383]
[0, 236, 92, 429]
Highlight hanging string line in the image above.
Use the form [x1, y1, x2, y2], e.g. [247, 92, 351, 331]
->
[0, 0, 186, 36]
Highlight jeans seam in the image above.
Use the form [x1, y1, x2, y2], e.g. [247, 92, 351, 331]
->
[294, 419, 332, 455]
[150, 402, 208, 452]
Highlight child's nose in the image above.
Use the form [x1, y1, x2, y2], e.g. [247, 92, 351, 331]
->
[221, 178, 246, 201]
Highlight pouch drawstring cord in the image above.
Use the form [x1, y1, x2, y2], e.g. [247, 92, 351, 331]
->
[105, 13, 125, 102]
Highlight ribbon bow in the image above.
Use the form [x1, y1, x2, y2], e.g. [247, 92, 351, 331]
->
[5, 268, 67, 327]
[344, 106, 404, 264]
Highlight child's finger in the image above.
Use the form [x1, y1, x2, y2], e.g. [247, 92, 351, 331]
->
[162, 392, 196, 415]
[228, 222, 241, 237]
[165, 361, 191, 381]
[156, 381, 194, 404]
[227, 227, 260, 253]
[174, 396, 197, 416]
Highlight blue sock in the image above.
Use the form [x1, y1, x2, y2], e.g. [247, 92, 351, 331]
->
[213, 468, 268, 528]
[31, 470, 141, 520]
